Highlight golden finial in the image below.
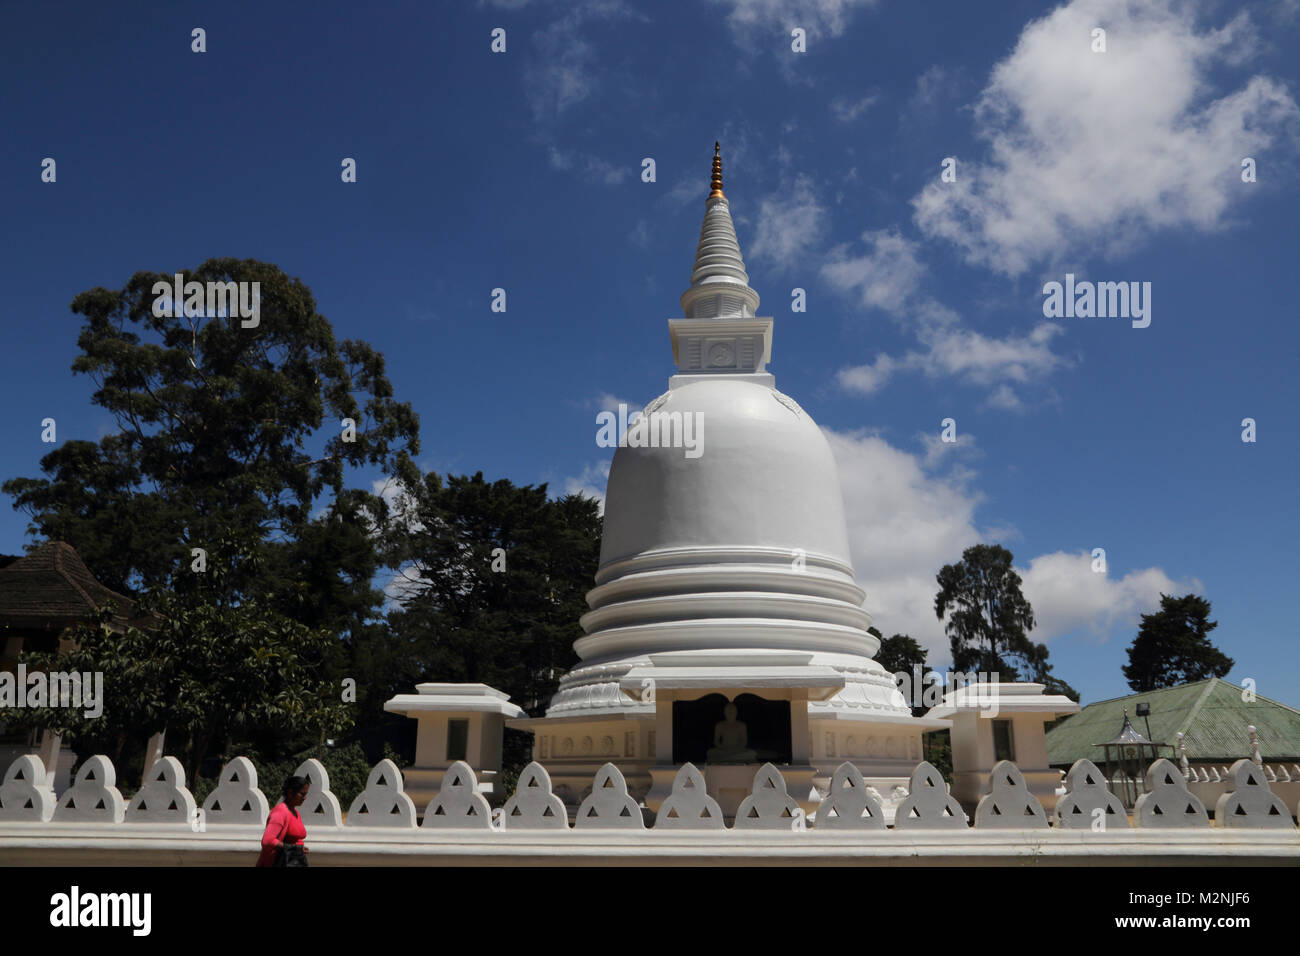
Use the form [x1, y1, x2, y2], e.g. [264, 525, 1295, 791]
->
[708, 141, 725, 199]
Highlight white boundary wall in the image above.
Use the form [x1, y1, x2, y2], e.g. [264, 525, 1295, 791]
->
[1, 753, 1296, 866]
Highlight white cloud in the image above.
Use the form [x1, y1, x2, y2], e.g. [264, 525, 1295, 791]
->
[912, 0, 1300, 275]
[708, 0, 879, 41]
[836, 323, 1067, 396]
[748, 174, 825, 268]
[821, 228, 929, 314]
[628, 218, 651, 249]
[826, 431, 1194, 663]
[592, 391, 639, 412]
[824, 229, 1069, 398]
[906, 65, 949, 113]
[1019, 550, 1200, 642]
[664, 176, 704, 207]
[369, 476, 423, 534]
[525, 0, 637, 122]
[918, 429, 979, 469]
[528, 34, 596, 121]
[365, 476, 429, 608]
[830, 92, 879, 122]
[984, 384, 1023, 412]
[917, 322, 1066, 386]
[562, 460, 611, 513]
[835, 353, 896, 394]
[548, 147, 629, 185]
[825, 428, 985, 658]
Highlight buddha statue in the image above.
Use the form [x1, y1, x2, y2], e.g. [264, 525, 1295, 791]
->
[707, 702, 757, 764]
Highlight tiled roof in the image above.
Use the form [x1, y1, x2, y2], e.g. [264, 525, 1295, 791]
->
[0, 540, 136, 630]
[1046, 678, 1300, 764]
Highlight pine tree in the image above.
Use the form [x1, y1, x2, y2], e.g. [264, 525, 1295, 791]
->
[1123, 593, 1233, 691]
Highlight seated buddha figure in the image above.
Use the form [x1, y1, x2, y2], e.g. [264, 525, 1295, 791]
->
[706, 701, 757, 764]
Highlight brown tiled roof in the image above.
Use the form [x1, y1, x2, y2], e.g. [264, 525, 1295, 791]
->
[0, 541, 136, 631]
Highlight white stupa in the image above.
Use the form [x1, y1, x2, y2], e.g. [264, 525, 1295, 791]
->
[512, 145, 949, 816]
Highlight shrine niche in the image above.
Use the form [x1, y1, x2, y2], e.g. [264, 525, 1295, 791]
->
[672, 693, 791, 765]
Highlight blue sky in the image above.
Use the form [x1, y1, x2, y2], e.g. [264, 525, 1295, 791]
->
[1, 0, 1297, 710]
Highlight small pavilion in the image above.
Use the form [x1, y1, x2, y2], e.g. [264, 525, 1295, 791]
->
[0, 541, 142, 792]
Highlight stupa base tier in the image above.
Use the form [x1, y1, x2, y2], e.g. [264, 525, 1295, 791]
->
[510, 706, 951, 825]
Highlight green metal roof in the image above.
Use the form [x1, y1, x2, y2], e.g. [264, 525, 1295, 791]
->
[1045, 679, 1300, 766]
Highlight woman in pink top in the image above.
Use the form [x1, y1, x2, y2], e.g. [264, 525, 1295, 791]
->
[256, 775, 310, 867]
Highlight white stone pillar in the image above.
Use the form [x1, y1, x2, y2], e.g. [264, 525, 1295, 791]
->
[142, 730, 166, 782]
[790, 698, 811, 763]
[37, 729, 61, 779]
[655, 693, 674, 764]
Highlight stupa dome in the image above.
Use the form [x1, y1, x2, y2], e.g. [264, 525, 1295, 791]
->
[581, 377, 875, 666]
[599, 378, 853, 570]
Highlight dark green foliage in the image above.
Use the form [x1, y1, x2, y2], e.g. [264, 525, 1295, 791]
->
[3, 258, 420, 611]
[15, 552, 352, 788]
[3, 259, 607, 784]
[934, 544, 1038, 680]
[493, 761, 522, 809]
[934, 543, 1078, 704]
[2, 260, 423, 779]
[875, 633, 930, 717]
[1123, 593, 1233, 692]
[923, 730, 953, 783]
[382, 473, 602, 733]
[875, 633, 929, 676]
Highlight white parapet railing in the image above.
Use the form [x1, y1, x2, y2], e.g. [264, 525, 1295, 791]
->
[1, 753, 1297, 866]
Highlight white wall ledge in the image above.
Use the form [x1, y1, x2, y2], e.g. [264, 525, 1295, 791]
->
[1, 823, 1296, 866]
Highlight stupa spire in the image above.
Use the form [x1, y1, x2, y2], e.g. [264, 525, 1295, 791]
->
[679, 142, 761, 319]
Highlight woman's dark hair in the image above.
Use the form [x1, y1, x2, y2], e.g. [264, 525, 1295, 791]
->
[282, 774, 310, 799]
